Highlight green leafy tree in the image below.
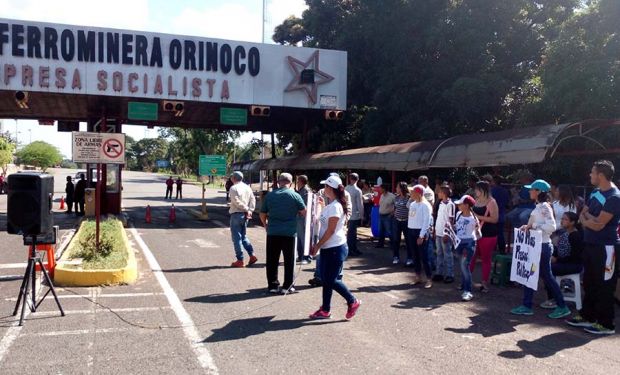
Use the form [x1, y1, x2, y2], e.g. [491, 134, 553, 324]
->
[273, 16, 308, 45]
[15, 141, 62, 171]
[131, 138, 168, 172]
[0, 133, 15, 173]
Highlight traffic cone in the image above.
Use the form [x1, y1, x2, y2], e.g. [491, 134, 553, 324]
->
[59, 196, 65, 210]
[169, 204, 176, 223]
[145, 205, 152, 224]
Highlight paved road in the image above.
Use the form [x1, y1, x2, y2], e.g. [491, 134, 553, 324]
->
[0, 169, 618, 374]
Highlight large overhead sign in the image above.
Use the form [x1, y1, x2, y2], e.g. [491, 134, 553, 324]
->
[72, 132, 125, 164]
[0, 18, 347, 109]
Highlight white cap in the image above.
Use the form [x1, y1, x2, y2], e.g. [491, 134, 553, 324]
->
[321, 175, 342, 189]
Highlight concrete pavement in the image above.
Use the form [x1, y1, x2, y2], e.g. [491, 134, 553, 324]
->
[0, 169, 618, 374]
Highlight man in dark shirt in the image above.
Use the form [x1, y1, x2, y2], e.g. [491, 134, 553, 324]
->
[506, 173, 536, 229]
[65, 176, 75, 214]
[175, 177, 183, 199]
[74, 173, 87, 216]
[165, 176, 174, 199]
[567, 160, 620, 335]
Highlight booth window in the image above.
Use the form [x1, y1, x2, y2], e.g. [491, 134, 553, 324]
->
[106, 164, 120, 193]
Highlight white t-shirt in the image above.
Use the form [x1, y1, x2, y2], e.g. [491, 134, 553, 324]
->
[552, 201, 576, 228]
[407, 200, 433, 237]
[319, 201, 347, 249]
[455, 212, 477, 240]
[435, 199, 455, 235]
[423, 186, 435, 206]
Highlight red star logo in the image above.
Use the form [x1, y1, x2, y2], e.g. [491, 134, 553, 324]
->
[284, 50, 335, 105]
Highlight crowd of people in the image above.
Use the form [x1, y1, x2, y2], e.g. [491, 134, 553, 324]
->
[225, 160, 619, 334]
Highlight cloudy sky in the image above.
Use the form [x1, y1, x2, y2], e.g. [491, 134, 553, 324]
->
[0, 0, 307, 157]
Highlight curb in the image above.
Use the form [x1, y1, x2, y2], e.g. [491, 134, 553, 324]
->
[54, 220, 138, 287]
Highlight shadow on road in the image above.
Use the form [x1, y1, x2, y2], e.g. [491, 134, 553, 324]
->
[186, 288, 276, 304]
[498, 331, 593, 358]
[202, 315, 342, 343]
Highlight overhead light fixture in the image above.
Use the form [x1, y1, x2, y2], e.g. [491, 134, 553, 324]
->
[324, 110, 344, 121]
[250, 105, 270, 117]
[15, 91, 29, 109]
[162, 100, 184, 117]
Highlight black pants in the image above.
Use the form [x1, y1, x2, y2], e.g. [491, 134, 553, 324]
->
[176, 188, 182, 199]
[581, 244, 619, 329]
[75, 199, 84, 215]
[266, 235, 295, 290]
[165, 186, 173, 199]
[66, 199, 74, 213]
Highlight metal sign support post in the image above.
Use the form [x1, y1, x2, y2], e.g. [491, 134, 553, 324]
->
[201, 182, 208, 218]
[95, 115, 106, 252]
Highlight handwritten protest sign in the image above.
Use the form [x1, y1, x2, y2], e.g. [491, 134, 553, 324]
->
[510, 229, 542, 290]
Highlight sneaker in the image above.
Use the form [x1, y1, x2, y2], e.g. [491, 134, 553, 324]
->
[268, 287, 281, 294]
[308, 278, 322, 287]
[480, 285, 490, 293]
[461, 292, 473, 301]
[392, 257, 400, 265]
[566, 314, 594, 328]
[247, 256, 258, 266]
[432, 275, 444, 282]
[412, 274, 421, 285]
[424, 280, 433, 289]
[296, 257, 303, 263]
[548, 306, 571, 319]
[231, 260, 244, 268]
[301, 259, 310, 265]
[405, 259, 413, 267]
[584, 323, 616, 335]
[279, 287, 297, 295]
[309, 308, 331, 320]
[346, 299, 361, 320]
[540, 299, 557, 309]
[510, 305, 534, 316]
[444, 276, 455, 284]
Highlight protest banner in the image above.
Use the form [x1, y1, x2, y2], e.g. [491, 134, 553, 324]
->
[510, 229, 542, 290]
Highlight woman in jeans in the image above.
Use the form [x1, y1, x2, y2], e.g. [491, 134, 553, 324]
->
[408, 185, 434, 288]
[309, 175, 361, 320]
[469, 181, 499, 293]
[510, 179, 571, 319]
[392, 182, 412, 265]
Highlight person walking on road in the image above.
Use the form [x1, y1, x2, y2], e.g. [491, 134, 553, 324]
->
[567, 160, 620, 335]
[165, 176, 174, 199]
[74, 173, 87, 216]
[65, 176, 75, 214]
[510, 179, 571, 320]
[175, 177, 183, 199]
[260, 173, 306, 294]
[345, 172, 364, 256]
[228, 171, 257, 268]
[309, 175, 361, 320]
[296, 175, 313, 264]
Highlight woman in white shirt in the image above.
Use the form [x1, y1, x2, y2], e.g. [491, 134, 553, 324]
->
[552, 184, 576, 228]
[407, 185, 433, 288]
[309, 175, 361, 320]
[510, 179, 570, 320]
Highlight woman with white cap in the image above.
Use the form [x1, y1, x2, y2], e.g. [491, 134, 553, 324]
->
[408, 184, 434, 288]
[309, 175, 361, 320]
[510, 179, 571, 319]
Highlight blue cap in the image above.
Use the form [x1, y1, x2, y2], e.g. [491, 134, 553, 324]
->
[524, 179, 551, 192]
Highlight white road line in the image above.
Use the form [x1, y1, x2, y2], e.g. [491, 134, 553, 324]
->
[31, 306, 172, 317]
[0, 263, 27, 269]
[25, 328, 129, 337]
[129, 226, 219, 374]
[4, 292, 165, 302]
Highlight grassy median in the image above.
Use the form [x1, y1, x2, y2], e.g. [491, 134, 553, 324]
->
[67, 218, 128, 270]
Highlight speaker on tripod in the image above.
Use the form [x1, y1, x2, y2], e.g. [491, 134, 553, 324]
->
[6, 173, 64, 326]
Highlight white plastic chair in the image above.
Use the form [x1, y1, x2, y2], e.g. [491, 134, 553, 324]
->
[556, 273, 582, 310]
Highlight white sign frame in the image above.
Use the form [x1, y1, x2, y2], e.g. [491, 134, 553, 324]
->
[510, 229, 543, 290]
[72, 131, 125, 164]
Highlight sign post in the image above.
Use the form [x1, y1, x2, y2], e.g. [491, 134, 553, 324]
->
[198, 155, 227, 220]
[510, 229, 543, 290]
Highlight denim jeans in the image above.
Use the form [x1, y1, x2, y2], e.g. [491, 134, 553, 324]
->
[391, 219, 411, 260]
[456, 239, 475, 293]
[377, 214, 392, 247]
[296, 217, 306, 259]
[506, 208, 533, 229]
[230, 212, 254, 260]
[428, 237, 436, 272]
[435, 237, 454, 277]
[523, 243, 566, 309]
[320, 244, 356, 312]
[347, 219, 361, 253]
[408, 228, 432, 278]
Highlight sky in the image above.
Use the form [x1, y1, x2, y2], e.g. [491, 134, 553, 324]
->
[0, 0, 307, 157]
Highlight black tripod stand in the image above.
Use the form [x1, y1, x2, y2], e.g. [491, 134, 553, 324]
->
[13, 235, 65, 326]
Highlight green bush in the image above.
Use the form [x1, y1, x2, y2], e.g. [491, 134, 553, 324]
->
[70, 219, 127, 270]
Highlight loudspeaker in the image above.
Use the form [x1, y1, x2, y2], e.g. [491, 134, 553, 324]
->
[7, 173, 54, 236]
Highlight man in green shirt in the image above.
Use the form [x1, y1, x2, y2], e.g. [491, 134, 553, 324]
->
[260, 173, 306, 294]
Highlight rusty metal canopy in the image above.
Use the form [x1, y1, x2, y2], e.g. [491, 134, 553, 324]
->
[232, 120, 619, 172]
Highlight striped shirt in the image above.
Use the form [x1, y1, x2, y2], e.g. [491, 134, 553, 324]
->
[394, 196, 410, 221]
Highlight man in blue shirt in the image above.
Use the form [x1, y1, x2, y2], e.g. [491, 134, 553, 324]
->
[260, 173, 306, 294]
[506, 173, 536, 229]
[567, 160, 620, 335]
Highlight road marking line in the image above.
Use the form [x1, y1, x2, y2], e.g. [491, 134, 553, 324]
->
[25, 328, 130, 337]
[0, 263, 27, 269]
[129, 226, 219, 374]
[31, 306, 172, 316]
[4, 292, 165, 302]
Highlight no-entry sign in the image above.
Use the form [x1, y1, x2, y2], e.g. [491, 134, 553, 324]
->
[72, 132, 126, 164]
